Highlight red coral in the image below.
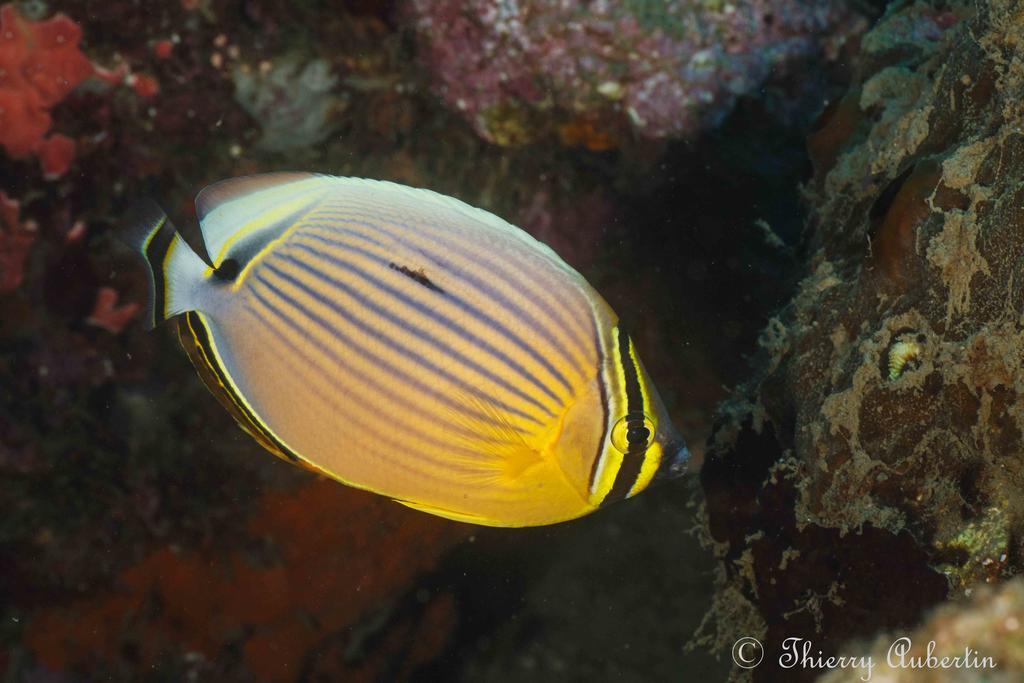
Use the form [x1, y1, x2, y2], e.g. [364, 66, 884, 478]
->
[0, 87, 50, 157]
[127, 72, 159, 99]
[25, 480, 471, 680]
[152, 39, 174, 60]
[0, 3, 92, 174]
[0, 190, 36, 292]
[35, 132, 76, 178]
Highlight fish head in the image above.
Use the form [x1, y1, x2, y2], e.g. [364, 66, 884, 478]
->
[564, 323, 693, 507]
[651, 435, 691, 483]
[630, 364, 691, 486]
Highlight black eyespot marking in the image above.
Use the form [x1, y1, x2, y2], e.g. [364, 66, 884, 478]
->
[388, 262, 445, 293]
[213, 258, 240, 281]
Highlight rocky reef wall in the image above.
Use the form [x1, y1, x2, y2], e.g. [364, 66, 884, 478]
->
[822, 576, 1024, 682]
[409, 0, 863, 146]
[700, 0, 1024, 678]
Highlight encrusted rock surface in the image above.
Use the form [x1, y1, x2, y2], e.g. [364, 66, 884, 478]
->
[409, 0, 864, 146]
[699, 0, 1024, 678]
[820, 577, 1024, 682]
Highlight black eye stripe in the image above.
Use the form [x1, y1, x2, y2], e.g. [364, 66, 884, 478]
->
[601, 325, 649, 506]
[617, 325, 644, 417]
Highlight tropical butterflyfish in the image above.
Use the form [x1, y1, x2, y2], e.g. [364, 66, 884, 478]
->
[125, 173, 690, 527]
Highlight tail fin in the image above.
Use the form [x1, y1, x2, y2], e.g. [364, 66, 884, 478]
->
[121, 200, 209, 330]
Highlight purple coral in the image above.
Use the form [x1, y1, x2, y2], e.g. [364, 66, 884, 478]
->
[410, 0, 865, 144]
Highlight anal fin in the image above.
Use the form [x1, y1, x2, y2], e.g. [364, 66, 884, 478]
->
[392, 498, 491, 525]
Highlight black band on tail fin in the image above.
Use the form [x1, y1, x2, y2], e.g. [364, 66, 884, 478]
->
[121, 200, 180, 330]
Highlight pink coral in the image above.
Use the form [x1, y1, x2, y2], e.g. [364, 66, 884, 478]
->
[411, 0, 865, 145]
[0, 3, 92, 175]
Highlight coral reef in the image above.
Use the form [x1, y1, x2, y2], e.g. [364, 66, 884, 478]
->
[822, 577, 1024, 682]
[0, 3, 93, 176]
[25, 480, 469, 682]
[700, 0, 1024, 677]
[409, 0, 865, 146]
[0, 3, 487, 680]
[233, 55, 345, 152]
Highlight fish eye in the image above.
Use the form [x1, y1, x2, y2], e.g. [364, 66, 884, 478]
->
[611, 413, 656, 454]
[627, 425, 650, 444]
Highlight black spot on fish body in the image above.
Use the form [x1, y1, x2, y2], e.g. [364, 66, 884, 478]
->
[213, 258, 240, 282]
[388, 262, 445, 293]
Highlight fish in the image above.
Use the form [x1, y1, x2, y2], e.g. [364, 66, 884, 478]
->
[124, 173, 690, 527]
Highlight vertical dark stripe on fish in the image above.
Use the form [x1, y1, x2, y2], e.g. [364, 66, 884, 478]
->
[246, 280, 502, 454]
[330, 202, 592, 342]
[305, 209, 593, 373]
[307, 211, 592, 367]
[182, 311, 301, 463]
[254, 264, 544, 426]
[601, 325, 647, 506]
[295, 232, 576, 398]
[273, 251, 558, 417]
[303, 223, 587, 384]
[302, 221, 389, 249]
[237, 316, 467, 484]
[144, 215, 175, 327]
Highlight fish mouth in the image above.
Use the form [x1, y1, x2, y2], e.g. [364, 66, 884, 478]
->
[654, 439, 691, 482]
